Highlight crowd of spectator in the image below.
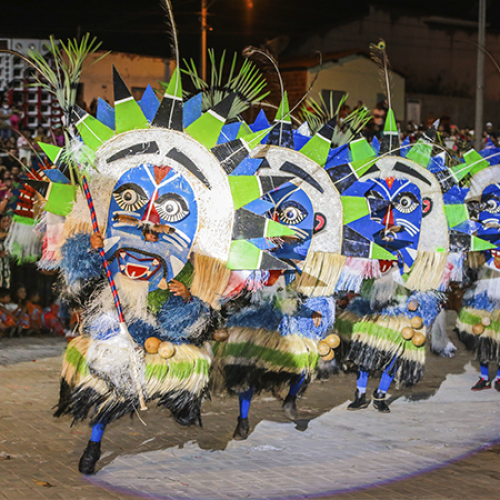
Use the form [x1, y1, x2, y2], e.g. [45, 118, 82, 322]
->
[0, 95, 66, 339]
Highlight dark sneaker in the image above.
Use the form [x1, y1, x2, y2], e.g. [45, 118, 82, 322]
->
[233, 417, 250, 440]
[372, 390, 391, 413]
[471, 378, 491, 391]
[78, 440, 101, 475]
[347, 389, 370, 411]
[282, 395, 298, 420]
[494, 379, 500, 392]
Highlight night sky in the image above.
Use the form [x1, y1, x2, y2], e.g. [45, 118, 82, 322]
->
[1, 0, 499, 63]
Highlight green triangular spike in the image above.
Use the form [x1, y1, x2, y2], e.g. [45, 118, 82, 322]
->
[274, 91, 291, 123]
[299, 132, 331, 167]
[384, 108, 398, 134]
[227, 240, 263, 270]
[165, 67, 183, 99]
[406, 140, 432, 168]
[44, 183, 77, 217]
[229, 176, 263, 210]
[236, 121, 253, 138]
[369, 242, 397, 260]
[38, 142, 62, 163]
[186, 93, 236, 149]
[241, 126, 275, 150]
[350, 137, 376, 162]
[445, 204, 469, 228]
[227, 240, 291, 270]
[464, 149, 490, 175]
[341, 196, 370, 225]
[75, 111, 114, 151]
[265, 218, 297, 238]
[472, 235, 497, 251]
[113, 68, 149, 134]
[351, 157, 378, 178]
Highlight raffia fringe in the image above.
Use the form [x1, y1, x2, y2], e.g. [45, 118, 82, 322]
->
[54, 219, 93, 260]
[294, 251, 345, 297]
[466, 251, 486, 269]
[190, 253, 231, 310]
[405, 251, 448, 291]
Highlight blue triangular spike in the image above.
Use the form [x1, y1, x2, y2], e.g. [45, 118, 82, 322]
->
[249, 238, 279, 251]
[293, 129, 311, 151]
[371, 136, 380, 155]
[249, 109, 270, 132]
[231, 157, 263, 176]
[43, 169, 70, 184]
[428, 154, 447, 173]
[452, 219, 483, 235]
[138, 85, 160, 123]
[218, 122, 242, 144]
[400, 136, 411, 158]
[243, 198, 274, 215]
[96, 98, 115, 130]
[325, 144, 351, 168]
[183, 93, 202, 129]
[341, 180, 377, 197]
[443, 185, 469, 205]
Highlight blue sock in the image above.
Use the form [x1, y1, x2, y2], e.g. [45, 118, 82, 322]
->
[90, 422, 106, 443]
[357, 370, 369, 394]
[287, 372, 306, 398]
[480, 362, 489, 380]
[378, 357, 397, 393]
[378, 369, 394, 394]
[239, 387, 254, 419]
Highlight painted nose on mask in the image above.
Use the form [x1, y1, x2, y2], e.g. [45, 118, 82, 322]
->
[141, 197, 160, 225]
[382, 205, 394, 227]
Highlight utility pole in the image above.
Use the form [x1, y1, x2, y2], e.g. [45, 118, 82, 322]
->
[201, 0, 207, 81]
[475, 0, 486, 151]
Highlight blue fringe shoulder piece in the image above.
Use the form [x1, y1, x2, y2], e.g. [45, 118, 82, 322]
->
[60, 233, 103, 285]
[226, 301, 283, 331]
[463, 290, 496, 312]
[157, 295, 212, 342]
[279, 296, 336, 339]
[382, 291, 442, 328]
[346, 298, 374, 317]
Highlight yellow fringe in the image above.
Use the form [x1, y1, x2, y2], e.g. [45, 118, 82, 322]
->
[190, 253, 231, 309]
[405, 251, 448, 291]
[294, 251, 345, 297]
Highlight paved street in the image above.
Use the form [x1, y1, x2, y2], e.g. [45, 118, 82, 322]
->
[1, 312, 500, 500]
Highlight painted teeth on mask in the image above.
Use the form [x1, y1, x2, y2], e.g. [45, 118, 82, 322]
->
[152, 259, 159, 266]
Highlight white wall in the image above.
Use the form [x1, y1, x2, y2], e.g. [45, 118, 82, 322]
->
[307, 55, 405, 120]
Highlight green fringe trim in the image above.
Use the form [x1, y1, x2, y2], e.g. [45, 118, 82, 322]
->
[65, 343, 90, 377]
[353, 320, 423, 352]
[145, 358, 209, 381]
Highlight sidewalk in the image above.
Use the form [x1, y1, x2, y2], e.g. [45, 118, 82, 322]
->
[1, 315, 500, 500]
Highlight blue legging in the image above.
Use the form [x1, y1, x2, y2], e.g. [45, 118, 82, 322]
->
[358, 357, 397, 394]
[238, 373, 306, 419]
[90, 422, 106, 443]
[480, 362, 500, 380]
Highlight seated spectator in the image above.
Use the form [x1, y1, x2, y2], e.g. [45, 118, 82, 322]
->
[13, 284, 30, 331]
[0, 214, 11, 287]
[27, 290, 43, 332]
[42, 300, 66, 336]
[0, 287, 29, 337]
[52, 123, 64, 147]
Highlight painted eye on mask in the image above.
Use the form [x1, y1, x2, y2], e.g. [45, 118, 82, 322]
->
[155, 193, 190, 222]
[483, 195, 500, 214]
[277, 200, 308, 225]
[393, 192, 419, 214]
[112, 183, 148, 211]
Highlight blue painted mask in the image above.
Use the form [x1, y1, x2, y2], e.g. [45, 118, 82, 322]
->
[105, 163, 198, 291]
[263, 182, 314, 262]
[471, 183, 500, 247]
[366, 178, 423, 266]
